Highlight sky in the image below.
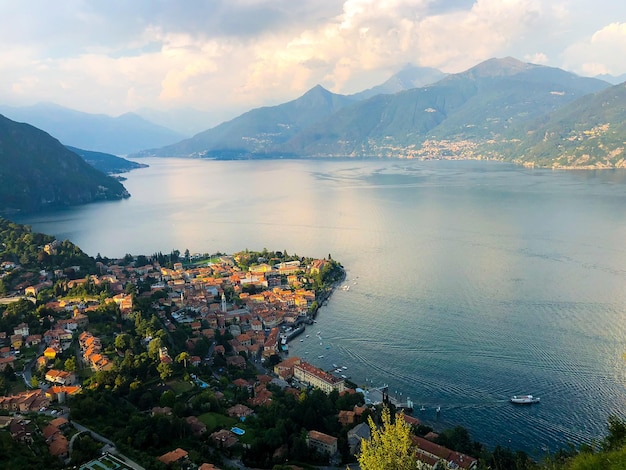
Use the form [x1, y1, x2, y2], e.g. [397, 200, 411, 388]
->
[2, 0, 626, 129]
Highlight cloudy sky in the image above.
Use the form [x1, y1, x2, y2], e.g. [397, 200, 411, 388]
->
[2, 0, 626, 128]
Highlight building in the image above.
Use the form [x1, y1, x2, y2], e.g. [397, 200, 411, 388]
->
[45, 369, 76, 386]
[307, 429, 338, 456]
[294, 361, 345, 393]
[158, 448, 189, 466]
[411, 435, 478, 470]
[347, 422, 371, 455]
[0, 390, 50, 412]
[227, 404, 254, 419]
[0, 356, 16, 372]
[274, 356, 301, 379]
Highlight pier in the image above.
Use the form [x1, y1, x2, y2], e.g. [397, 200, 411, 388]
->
[360, 385, 414, 413]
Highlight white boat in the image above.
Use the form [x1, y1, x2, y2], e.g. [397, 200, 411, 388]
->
[510, 395, 540, 404]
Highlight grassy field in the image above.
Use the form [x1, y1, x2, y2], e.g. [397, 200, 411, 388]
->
[198, 412, 237, 432]
[197, 413, 258, 444]
[167, 379, 194, 395]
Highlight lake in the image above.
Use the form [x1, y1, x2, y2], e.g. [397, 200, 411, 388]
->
[15, 157, 626, 455]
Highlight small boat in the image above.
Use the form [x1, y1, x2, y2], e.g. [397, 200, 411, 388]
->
[300, 339, 304, 342]
[436, 406, 441, 414]
[306, 334, 310, 338]
[333, 363, 338, 368]
[318, 355, 324, 358]
[510, 395, 540, 404]
[420, 406, 426, 412]
[342, 366, 348, 370]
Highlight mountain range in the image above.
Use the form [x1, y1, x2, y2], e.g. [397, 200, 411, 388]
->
[137, 84, 357, 159]
[0, 114, 129, 214]
[496, 81, 626, 168]
[0, 103, 186, 155]
[137, 57, 619, 167]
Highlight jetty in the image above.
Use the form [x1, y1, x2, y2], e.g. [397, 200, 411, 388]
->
[359, 385, 414, 413]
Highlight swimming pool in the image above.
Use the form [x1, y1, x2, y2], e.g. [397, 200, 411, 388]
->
[230, 427, 245, 436]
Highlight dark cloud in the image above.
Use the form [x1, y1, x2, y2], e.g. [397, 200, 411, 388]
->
[0, 0, 344, 56]
[147, 0, 342, 38]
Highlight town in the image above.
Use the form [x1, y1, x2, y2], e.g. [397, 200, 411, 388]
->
[0, 219, 529, 469]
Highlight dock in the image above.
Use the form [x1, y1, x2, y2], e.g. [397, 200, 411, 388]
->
[360, 385, 414, 413]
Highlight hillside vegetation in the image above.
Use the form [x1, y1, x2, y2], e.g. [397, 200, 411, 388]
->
[496, 82, 626, 168]
[0, 114, 129, 214]
[66, 146, 149, 174]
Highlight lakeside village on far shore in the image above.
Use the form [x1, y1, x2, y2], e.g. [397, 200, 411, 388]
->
[0, 239, 480, 470]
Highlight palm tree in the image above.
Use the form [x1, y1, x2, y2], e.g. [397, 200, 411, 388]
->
[176, 351, 191, 368]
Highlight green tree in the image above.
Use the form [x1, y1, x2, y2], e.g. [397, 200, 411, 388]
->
[358, 406, 428, 470]
[30, 376, 39, 388]
[157, 362, 173, 381]
[64, 357, 77, 372]
[115, 333, 132, 351]
[604, 415, 626, 451]
[176, 351, 190, 369]
[147, 337, 163, 360]
[160, 390, 176, 408]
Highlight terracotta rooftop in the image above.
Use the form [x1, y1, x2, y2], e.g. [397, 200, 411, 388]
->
[308, 429, 338, 446]
[158, 447, 189, 465]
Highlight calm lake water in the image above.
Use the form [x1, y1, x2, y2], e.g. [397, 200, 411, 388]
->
[15, 157, 626, 455]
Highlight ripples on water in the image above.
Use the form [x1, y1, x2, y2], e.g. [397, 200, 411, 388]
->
[15, 158, 626, 456]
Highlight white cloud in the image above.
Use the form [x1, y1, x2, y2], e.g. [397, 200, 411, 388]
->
[524, 52, 548, 65]
[2, 1, 626, 122]
[563, 22, 626, 76]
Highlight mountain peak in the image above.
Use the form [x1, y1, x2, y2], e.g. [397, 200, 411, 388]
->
[351, 65, 446, 99]
[464, 57, 534, 78]
[303, 84, 331, 96]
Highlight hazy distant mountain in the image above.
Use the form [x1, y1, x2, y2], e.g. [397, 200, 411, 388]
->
[134, 106, 218, 136]
[140, 85, 356, 158]
[0, 103, 186, 155]
[351, 64, 447, 100]
[277, 57, 610, 157]
[65, 146, 149, 175]
[497, 82, 626, 168]
[0, 114, 129, 214]
[594, 73, 626, 85]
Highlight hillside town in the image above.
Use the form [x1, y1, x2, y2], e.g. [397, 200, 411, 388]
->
[0, 224, 485, 469]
